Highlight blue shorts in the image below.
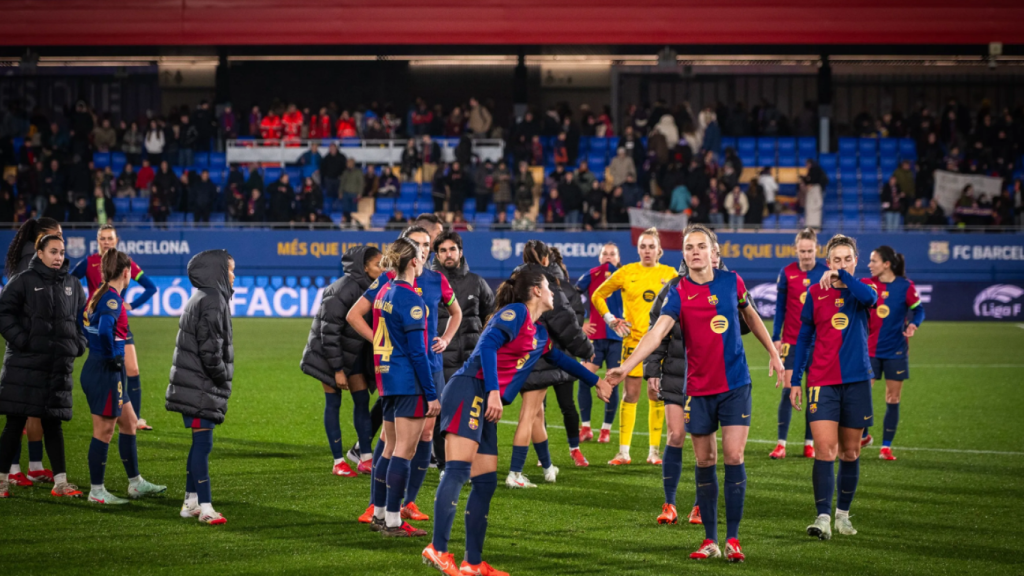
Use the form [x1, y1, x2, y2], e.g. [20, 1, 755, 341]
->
[382, 394, 427, 422]
[684, 385, 752, 435]
[125, 327, 135, 347]
[439, 375, 498, 456]
[433, 370, 446, 397]
[780, 342, 795, 371]
[871, 357, 909, 381]
[183, 415, 217, 429]
[590, 339, 622, 369]
[807, 380, 873, 429]
[81, 358, 127, 418]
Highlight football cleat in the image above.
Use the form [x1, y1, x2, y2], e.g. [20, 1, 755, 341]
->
[128, 478, 167, 499]
[835, 514, 857, 536]
[88, 487, 129, 505]
[332, 462, 358, 477]
[381, 521, 427, 538]
[26, 469, 54, 483]
[422, 544, 461, 576]
[860, 434, 873, 448]
[459, 561, 510, 576]
[505, 472, 536, 489]
[136, 419, 153, 431]
[689, 539, 721, 560]
[607, 453, 631, 466]
[803, 444, 816, 459]
[346, 446, 362, 467]
[879, 447, 897, 461]
[769, 444, 786, 459]
[0, 480, 8, 498]
[369, 516, 386, 532]
[647, 449, 662, 465]
[657, 503, 678, 525]
[357, 459, 373, 475]
[358, 504, 375, 524]
[8, 472, 32, 487]
[180, 500, 201, 518]
[543, 465, 559, 483]
[807, 514, 832, 540]
[401, 502, 429, 521]
[51, 482, 83, 498]
[597, 429, 611, 444]
[688, 505, 703, 525]
[570, 448, 589, 467]
[198, 510, 227, 525]
[725, 538, 745, 562]
[579, 426, 594, 443]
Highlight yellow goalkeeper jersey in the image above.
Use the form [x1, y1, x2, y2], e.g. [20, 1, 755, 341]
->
[591, 262, 678, 339]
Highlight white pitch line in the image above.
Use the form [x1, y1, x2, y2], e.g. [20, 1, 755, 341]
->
[497, 420, 1024, 456]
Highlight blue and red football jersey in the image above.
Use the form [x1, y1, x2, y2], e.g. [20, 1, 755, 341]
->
[792, 269, 877, 387]
[575, 262, 623, 341]
[83, 288, 129, 359]
[371, 280, 437, 400]
[862, 276, 925, 359]
[773, 261, 829, 345]
[660, 269, 751, 397]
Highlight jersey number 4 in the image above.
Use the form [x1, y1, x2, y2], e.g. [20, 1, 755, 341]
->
[373, 322, 394, 362]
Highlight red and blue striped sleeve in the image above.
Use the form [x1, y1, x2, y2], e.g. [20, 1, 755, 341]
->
[907, 281, 925, 326]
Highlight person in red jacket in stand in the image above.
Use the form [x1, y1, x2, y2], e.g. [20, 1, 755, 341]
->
[261, 108, 283, 146]
[282, 103, 304, 147]
[336, 111, 358, 139]
[310, 107, 333, 140]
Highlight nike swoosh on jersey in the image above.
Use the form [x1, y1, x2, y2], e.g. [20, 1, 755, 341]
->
[789, 275, 799, 279]
[34, 287, 44, 291]
[818, 294, 829, 299]
[688, 293, 698, 300]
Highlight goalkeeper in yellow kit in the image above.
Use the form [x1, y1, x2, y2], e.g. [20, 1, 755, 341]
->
[591, 227, 678, 465]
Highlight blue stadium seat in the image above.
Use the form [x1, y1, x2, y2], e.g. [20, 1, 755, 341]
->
[858, 138, 877, 158]
[739, 153, 756, 168]
[462, 199, 476, 213]
[329, 212, 345, 225]
[588, 137, 609, 154]
[341, 138, 361, 147]
[474, 213, 495, 226]
[194, 152, 210, 168]
[839, 170, 858, 186]
[762, 214, 778, 229]
[838, 138, 857, 156]
[862, 218, 882, 232]
[124, 214, 147, 223]
[415, 200, 434, 213]
[777, 138, 796, 163]
[757, 138, 776, 160]
[400, 182, 420, 195]
[720, 137, 737, 153]
[778, 214, 798, 229]
[879, 138, 897, 156]
[370, 214, 389, 228]
[898, 139, 917, 159]
[264, 167, 283, 183]
[823, 216, 842, 231]
[861, 172, 880, 190]
[839, 156, 857, 170]
[396, 200, 415, 214]
[285, 167, 302, 184]
[399, 190, 418, 203]
[167, 212, 185, 223]
[778, 183, 799, 197]
[172, 167, 184, 178]
[737, 138, 756, 154]
[858, 155, 878, 170]
[209, 152, 227, 168]
[209, 170, 226, 186]
[880, 156, 898, 177]
[301, 165, 317, 179]
[606, 137, 620, 153]
[113, 198, 131, 214]
[375, 198, 395, 213]
[93, 153, 111, 169]
[209, 212, 226, 223]
[130, 199, 149, 213]
[797, 137, 817, 161]
[818, 153, 838, 174]
[111, 152, 126, 169]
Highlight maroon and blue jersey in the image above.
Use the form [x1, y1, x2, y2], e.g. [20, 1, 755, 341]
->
[71, 253, 156, 310]
[659, 269, 751, 397]
[371, 280, 437, 401]
[772, 261, 829, 345]
[792, 269, 878, 387]
[452, 303, 599, 405]
[83, 288, 129, 359]
[575, 263, 623, 341]
[862, 276, 925, 359]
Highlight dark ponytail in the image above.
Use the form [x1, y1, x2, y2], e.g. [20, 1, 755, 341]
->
[548, 246, 569, 282]
[874, 245, 906, 277]
[6, 217, 61, 277]
[490, 269, 547, 321]
[522, 239, 550, 265]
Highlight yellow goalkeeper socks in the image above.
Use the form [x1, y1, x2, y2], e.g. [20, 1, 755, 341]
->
[649, 399, 665, 450]
[619, 400, 637, 455]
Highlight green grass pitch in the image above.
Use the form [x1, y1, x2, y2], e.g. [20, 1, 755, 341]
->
[2, 319, 1023, 575]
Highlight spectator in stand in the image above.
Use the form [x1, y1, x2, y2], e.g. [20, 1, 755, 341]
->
[802, 158, 827, 230]
[0, 180, 13, 223]
[268, 173, 295, 223]
[511, 134, 530, 167]
[281, 103, 303, 146]
[583, 179, 604, 219]
[245, 166, 265, 198]
[320, 143, 346, 205]
[400, 139, 420, 181]
[993, 188, 1016, 228]
[226, 165, 245, 192]
[363, 117, 387, 140]
[925, 198, 947, 228]
[135, 159, 155, 195]
[179, 115, 199, 168]
[621, 173, 644, 209]
[514, 161, 535, 214]
[166, 124, 181, 166]
[893, 160, 916, 203]
[493, 160, 512, 216]
[543, 187, 565, 225]
[194, 100, 215, 151]
[298, 141, 321, 171]
[669, 184, 691, 215]
[261, 107, 283, 145]
[67, 196, 93, 223]
[757, 166, 778, 214]
[558, 171, 583, 228]
[431, 161, 449, 213]
[446, 106, 465, 137]
[91, 117, 117, 153]
[40, 159, 63, 210]
[70, 100, 93, 157]
[191, 170, 217, 224]
[745, 179, 765, 229]
[115, 164, 136, 198]
[605, 186, 627, 225]
[451, 211, 471, 231]
[219, 103, 237, 143]
[420, 135, 441, 184]
[309, 107, 331, 140]
[881, 175, 905, 232]
[154, 161, 179, 207]
[144, 120, 164, 164]
[248, 105, 262, 138]
[386, 209, 409, 230]
[446, 161, 468, 214]
[609, 147, 637, 190]
[530, 135, 544, 166]
[512, 209, 535, 231]
[561, 116, 581, 165]
[147, 183, 169, 225]
[177, 169, 192, 213]
[411, 100, 433, 136]
[576, 160, 598, 192]
[492, 210, 511, 230]
[705, 177, 724, 226]
[467, 97, 492, 138]
[905, 198, 929, 228]
[378, 169, 399, 198]
[553, 133, 569, 165]
[336, 111, 357, 139]
[226, 185, 247, 223]
[94, 185, 115, 224]
[338, 158, 364, 217]
[724, 184, 749, 230]
[298, 177, 324, 221]
[121, 121, 143, 166]
[583, 205, 603, 230]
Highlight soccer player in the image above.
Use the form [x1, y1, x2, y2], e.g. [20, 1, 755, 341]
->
[575, 242, 624, 444]
[769, 228, 829, 460]
[72, 225, 158, 431]
[80, 249, 166, 505]
[608, 224, 785, 562]
[863, 246, 924, 461]
[422, 269, 613, 576]
[166, 250, 236, 525]
[789, 234, 877, 540]
[368, 238, 441, 537]
[591, 227, 678, 465]
[300, 245, 383, 476]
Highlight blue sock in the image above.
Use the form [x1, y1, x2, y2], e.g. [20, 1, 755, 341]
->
[510, 445, 528, 474]
[465, 472, 497, 565]
[568, 435, 579, 450]
[373, 456, 390, 508]
[185, 441, 195, 493]
[190, 430, 213, 504]
[127, 375, 142, 418]
[777, 387, 792, 442]
[534, 440, 552, 469]
[385, 457, 411, 520]
[862, 427, 869, 439]
[369, 439, 386, 505]
[28, 440, 43, 464]
[577, 380, 593, 423]
[604, 385, 620, 426]
[432, 461, 471, 553]
[324, 392, 343, 460]
[837, 458, 860, 512]
[351, 389, 373, 455]
[812, 459, 835, 516]
[882, 402, 900, 447]
[695, 465, 718, 541]
[88, 438, 109, 486]
[118, 433, 139, 478]
[662, 446, 683, 505]
[724, 463, 746, 540]
[404, 440, 433, 505]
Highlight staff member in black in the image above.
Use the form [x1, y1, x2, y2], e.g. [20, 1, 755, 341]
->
[0, 234, 87, 499]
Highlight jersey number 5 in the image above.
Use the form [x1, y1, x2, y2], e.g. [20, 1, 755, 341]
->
[373, 322, 394, 362]
[470, 397, 483, 418]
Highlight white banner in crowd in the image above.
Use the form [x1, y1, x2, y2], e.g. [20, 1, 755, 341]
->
[932, 170, 1004, 214]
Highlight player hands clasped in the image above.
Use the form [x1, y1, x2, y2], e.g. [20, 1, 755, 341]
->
[862, 246, 924, 461]
[591, 228, 678, 466]
[607, 225, 785, 563]
[770, 228, 829, 460]
[788, 235, 877, 541]
[423, 269, 614, 576]
[165, 250, 236, 525]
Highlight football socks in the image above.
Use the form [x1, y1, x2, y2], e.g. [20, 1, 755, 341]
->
[695, 465, 719, 542]
[190, 430, 213, 504]
[324, 391, 343, 460]
[373, 456, 390, 509]
[662, 446, 683, 506]
[118, 433, 139, 479]
[28, 440, 43, 469]
[837, 458, 860, 512]
[883, 403, 900, 447]
[88, 438, 109, 487]
[648, 399, 665, 450]
[577, 381, 593, 424]
[604, 386, 620, 427]
[619, 401, 637, 452]
[404, 440, 433, 505]
[465, 472, 497, 565]
[127, 375, 142, 418]
[777, 387, 793, 442]
[724, 463, 746, 541]
[351, 389, 373, 455]
[813, 459, 835, 516]
[432, 460, 471, 553]
[509, 445, 528, 474]
[385, 457, 411, 527]
[534, 440, 552, 470]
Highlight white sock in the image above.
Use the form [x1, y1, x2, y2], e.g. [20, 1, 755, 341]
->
[91, 484, 105, 492]
[581, 421, 591, 428]
[360, 453, 373, 462]
[9, 464, 20, 475]
[333, 458, 344, 466]
[128, 476, 141, 487]
[53, 473, 67, 485]
[185, 492, 198, 504]
[805, 440, 814, 447]
[373, 505, 385, 520]
[836, 509, 850, 519]
[818, 513, 831, 521]
[385, 510, 401, 528]
[200, 502, 215, 515]
[649, 445, 660, 456]
[777, 440, 787, 447]
[618, 445, 630, 457]
[601, 423, 612, 431]
[29, 461, 43, 472]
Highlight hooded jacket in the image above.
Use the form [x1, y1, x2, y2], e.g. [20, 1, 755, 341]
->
[431, 255, 495, 381]
[0, 256, 87, 420]
[301, 246, 376, 385]
[517, 262, 593, 391]
[166, 250, 234, 423]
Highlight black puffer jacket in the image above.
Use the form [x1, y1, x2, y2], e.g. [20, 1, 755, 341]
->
[518, 262, 593, 391]
[301, 246, 376, 386]
[433, 256, 495, 381]
[0, 256, 87, 420]
[166, 250, 234, 424]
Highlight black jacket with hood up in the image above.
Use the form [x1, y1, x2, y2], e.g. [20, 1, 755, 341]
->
[432, 255, 495, 381]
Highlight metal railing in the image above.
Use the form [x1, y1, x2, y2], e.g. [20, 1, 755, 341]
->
[225, 138, 505, 166]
